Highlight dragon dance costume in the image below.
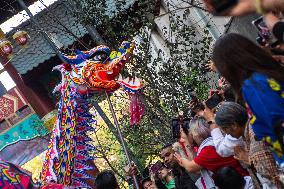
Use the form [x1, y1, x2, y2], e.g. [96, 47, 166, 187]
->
[40, 41, 144, 188]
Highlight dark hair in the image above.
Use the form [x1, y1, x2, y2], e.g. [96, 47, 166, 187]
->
[142, 177, 168, 189]
[95, 170, 118, 189]
[213, 33, 284, 99]
[214, 167, 245, 189]
[215, 102, 248, 129]
[141, 177, 152, 187]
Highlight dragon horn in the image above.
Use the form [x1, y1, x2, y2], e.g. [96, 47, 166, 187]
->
[60, 53, 73, 63]
[75, 49, 89, 59]
[60, 52, 85, 65]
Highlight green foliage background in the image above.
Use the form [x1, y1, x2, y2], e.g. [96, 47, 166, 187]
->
[69, 0, 215, 187]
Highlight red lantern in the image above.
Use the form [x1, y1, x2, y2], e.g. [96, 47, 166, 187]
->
[0, 40, 13, 58]
[12, 31, 29, 46]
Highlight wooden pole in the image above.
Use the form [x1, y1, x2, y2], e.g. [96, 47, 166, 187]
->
[105, 92, 140, 189]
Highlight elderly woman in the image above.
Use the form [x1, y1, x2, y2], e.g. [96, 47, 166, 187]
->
[214, 102, 283, 188]
[175, 117, 250, 189]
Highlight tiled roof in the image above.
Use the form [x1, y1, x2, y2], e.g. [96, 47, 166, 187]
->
[7, 0, 137, 75]
[8, 1, 88, 74]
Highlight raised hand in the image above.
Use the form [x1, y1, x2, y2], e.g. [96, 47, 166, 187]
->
[174, 152, 186, 166]
[124, 161, 138, 177]
[234, 145, 250, 165]
[201, 104, 215, 122]
[205, 60, 217, 72]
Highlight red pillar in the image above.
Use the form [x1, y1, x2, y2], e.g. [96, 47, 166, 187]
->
[2, 58, 54, 118]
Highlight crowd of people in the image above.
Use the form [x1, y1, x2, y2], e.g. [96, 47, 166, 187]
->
[95, 0, 284, 188]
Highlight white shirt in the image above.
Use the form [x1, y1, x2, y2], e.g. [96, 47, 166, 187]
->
[211, 129, 278, 189]
[210, 128, 244, 157]
[244, 176, 254, 189]
[256, 173, 278, 189]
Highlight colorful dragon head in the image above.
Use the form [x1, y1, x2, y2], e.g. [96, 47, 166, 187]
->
[58, 41, 143, 93]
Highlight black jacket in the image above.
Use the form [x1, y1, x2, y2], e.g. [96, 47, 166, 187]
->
[172, 167, 198, 189]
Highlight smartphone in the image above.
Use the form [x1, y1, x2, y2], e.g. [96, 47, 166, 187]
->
[172, 118, 191, 139]
[256, 36, 267, 47]
[150, 161, 163, 173]
[205, 93, 223, 109]
[208, 0, 238, 14]
[183, 118, 191, 134]
[172, 118, 180, 139]
[252, 16, 279, 47]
